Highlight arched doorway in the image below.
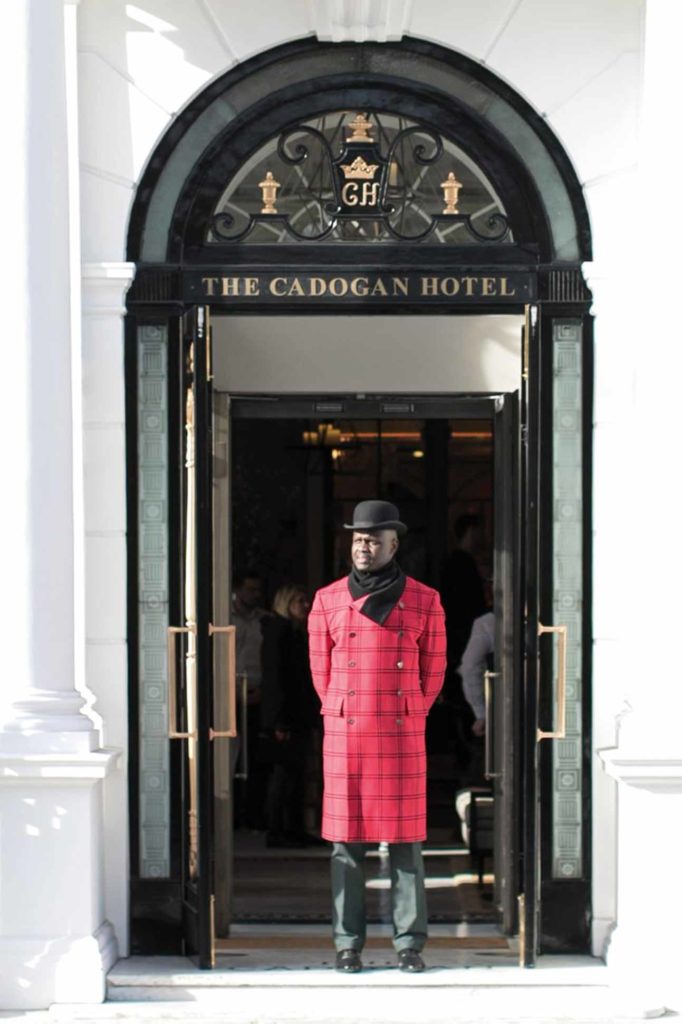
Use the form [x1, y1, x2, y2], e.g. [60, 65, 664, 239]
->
[125, 38, 592, 968]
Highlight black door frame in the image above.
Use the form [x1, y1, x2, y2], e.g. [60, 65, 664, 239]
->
[126, 299, 593, 961]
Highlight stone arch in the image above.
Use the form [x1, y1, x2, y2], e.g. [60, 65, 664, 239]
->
[126, 37, 591, 267]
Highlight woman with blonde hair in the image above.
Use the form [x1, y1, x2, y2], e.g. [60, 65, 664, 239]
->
[260, 583, 320, 847]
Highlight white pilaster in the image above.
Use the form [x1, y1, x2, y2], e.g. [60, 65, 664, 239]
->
[82, 260, 135, 959]
[0, 0, 95, 755]
[600, 752, 682, 1016]
[626, 1, 682, 740]
[0, 0, 120, 1007]
[597, 1, 682, 1015]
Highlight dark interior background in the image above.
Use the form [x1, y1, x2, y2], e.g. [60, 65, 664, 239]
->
[231, 415, 494, 830]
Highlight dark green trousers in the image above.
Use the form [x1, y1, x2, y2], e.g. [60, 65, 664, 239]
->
[331, 841, 427, 952]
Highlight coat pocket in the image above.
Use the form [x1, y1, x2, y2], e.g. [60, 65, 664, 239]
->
[405, 692, 427, 716]
[321, 691, 346, 717]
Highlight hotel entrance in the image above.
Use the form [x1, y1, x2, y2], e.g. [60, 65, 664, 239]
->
[171, 307, 525, 962]
[225, 396, 510, 939]
[125, 44, 593, 968]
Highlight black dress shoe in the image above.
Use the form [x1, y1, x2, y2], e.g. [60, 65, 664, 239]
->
[398, 948, 425, 972]
[335, 949, 363, 973]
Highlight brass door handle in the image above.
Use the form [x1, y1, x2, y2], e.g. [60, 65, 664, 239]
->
[209, 624, 237, 740]
[537, 623, 568, 741]
[167, 626, 197, 739]
[483, 670, 501, 779]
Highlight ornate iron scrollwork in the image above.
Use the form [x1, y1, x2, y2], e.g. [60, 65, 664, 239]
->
[210, 113, 510, 245]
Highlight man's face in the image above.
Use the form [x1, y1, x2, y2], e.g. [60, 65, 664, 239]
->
[351, 530, 398, 572]
[236, 577, 262, 609]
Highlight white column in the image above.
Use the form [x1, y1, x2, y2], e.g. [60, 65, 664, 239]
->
[0, 0, 95, 754]
[627, 0, 682, 740]
[82, 260, 135, 959]
[599, 1, 682, 1015]
[0, 1, 119, 1008]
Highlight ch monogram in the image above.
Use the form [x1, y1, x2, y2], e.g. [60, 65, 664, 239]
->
[341, 181, 381, 207]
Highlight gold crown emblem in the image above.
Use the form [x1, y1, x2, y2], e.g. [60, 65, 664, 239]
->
[341, 155, 379, 180]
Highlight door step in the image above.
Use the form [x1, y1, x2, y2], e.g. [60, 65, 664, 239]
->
[51, 953, 655, 1022]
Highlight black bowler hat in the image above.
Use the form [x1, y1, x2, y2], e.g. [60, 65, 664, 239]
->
[343, 500, 407, 536]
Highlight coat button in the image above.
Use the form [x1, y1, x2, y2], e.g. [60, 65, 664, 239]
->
[399, 630, 404, 637]
[349, 632, 356, 638]
[399, 601, 405, 609]
[348, 689, 355, 696]
[348, 660, 356, 667]
[348, 718, 355, 725]
[396, 718, 403, 725]
[397, 661, 404, 669]
[397, 689, 403, 696]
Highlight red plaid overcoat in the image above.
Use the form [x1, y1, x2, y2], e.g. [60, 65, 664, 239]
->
[308, 576, 447, 843]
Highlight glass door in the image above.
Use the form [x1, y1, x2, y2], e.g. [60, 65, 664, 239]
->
[167, 306, 236, 967]
[489, 392, 520, 936]
[518, 305, 590, 963]
[518, 302, 543, 966]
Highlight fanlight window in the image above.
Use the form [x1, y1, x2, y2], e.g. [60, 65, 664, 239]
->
[209, 111, 512, 245]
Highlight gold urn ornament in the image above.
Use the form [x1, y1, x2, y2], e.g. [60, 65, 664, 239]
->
[346, 112, 374, 143]
[441, 170, 463, 214]
[259, 170, 281, 214]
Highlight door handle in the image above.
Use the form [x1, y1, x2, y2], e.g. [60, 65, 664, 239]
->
[208, 624, 237, 740]
[483, 670, 501, 779]
[167, 625, 198, 739]
[536, 623, 568, 741]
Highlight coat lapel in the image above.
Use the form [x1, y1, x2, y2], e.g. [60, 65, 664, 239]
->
[349, 592, 369, 614]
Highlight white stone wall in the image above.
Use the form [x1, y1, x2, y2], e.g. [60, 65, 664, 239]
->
[77, 0, 646, 971]
[0, 0, 119, 1008]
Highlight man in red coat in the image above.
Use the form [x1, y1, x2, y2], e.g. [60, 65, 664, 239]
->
[308, 500, 447, 973]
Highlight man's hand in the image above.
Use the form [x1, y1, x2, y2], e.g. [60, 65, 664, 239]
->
[471, 718, 486, 737]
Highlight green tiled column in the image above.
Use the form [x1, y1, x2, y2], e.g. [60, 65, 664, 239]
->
[137, 325, 170, 878]
[551, 320, 583, 879]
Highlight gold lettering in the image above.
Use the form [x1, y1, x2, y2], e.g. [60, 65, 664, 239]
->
[500, 276, 516, 297]
[421, 277, 439, 296]
[371, 278, 388, 297]
[360, 181, 380, 206]
[244, 277, 260, 296]
[350, 277, 370, 297]
[342, 182, 359, 206]
[221, 277, 242, 297]
[461, 276, 477, 296]
[309, 277, 327, 297]
[270, 277, 288, 296]
[392, 277, 409, 297]
[288, 277, 305, 296]
[329, 277, 349, 297]
[202, 276, 219, 297]
[481, 277, 497, 296]
[441, 277, 460, 297]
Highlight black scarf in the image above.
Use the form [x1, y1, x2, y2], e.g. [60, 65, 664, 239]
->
[348, 559, 406, 626]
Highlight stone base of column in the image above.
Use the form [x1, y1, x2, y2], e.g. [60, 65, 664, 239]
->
[0, 688, 99, 753]
[0, 750, 120, 1009]
[0, 921, 118, 1009]
[600, 746, 682, 1017]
